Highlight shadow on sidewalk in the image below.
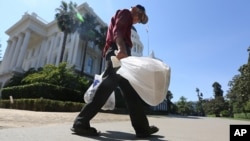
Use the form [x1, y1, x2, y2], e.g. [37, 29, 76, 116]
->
[167, 114, 203, 119]
[73, 130, 167, 141]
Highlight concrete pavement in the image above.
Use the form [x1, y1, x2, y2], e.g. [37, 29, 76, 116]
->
[0, 115, 249, 141]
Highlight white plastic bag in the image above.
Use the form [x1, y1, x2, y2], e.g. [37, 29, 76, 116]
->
[116, 56, 171, 106]
[84, 73, 116, 110]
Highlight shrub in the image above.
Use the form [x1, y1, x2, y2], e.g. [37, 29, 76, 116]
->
[234, 113, 250, 120]
[220, 110, 230, 117]
[0, 99, 84, 112]
[1, 82, 83, 102]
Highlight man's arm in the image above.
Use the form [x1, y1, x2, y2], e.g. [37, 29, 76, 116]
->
[115, 36, 128, 60]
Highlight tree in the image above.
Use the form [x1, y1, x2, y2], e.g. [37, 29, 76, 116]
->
[22, 62, 88, 92]
[212, 82, 225, 117]
[77, 14, 99, 76]
[55, 1, 80, 63]
[166, 90, 173, 113]
[0, 40, 2, 60]
[248, 46, 250, 63]
[212, 82, 223, 97]
[196, 88, 204, 116]
[202, 98, 214, 115]
[176, 96, 190, 116]
[227, 75, 243, 113]
[94, 26, 108, 51]
[94, 26, 108, 73]
[227, 47, 250, 115]
[4, 68, 38, 87]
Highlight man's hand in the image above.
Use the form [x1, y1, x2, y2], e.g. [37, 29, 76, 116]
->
[115, 36, 128, 60]
[116, 49, 128, 60]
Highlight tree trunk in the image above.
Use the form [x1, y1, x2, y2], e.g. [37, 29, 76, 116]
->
[80, 41, 88, 76]
[99, 56, 103, 74]
[59, 32, 68, 63]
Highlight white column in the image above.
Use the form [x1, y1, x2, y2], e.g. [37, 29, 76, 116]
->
[68, 33, 76, 64]
[55, 33, 61, 65]
[10, 34, 24, 69]
[47, 35, 56, 64]
[36, 39, 46, 68]
[2, 40, 12, 62]
[72, 33, 80, 65]
[16, 30, 31, 68]
[9, 37, 19, 69]
[0, 40, 12, 73]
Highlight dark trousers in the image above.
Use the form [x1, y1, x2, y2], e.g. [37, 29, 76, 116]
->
[73, 45, 150, 133]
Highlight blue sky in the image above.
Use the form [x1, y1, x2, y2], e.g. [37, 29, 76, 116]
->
[0, 0, 249, 102]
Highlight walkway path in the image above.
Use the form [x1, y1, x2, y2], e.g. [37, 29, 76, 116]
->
[0, 108, 249, 141]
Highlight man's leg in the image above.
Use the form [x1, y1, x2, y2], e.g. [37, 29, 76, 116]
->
[72, 61, 119, 134]
[118, 78, 159, 137]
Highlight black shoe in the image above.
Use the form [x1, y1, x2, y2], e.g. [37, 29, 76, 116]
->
[136, 125, 159, 138]
[71, 127, 100, 136]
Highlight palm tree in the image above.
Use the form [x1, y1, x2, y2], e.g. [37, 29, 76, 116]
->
[94, 26, 108, 73]
[94, 26, 108, 51]
[55, 1, 79, 63]
[166, 90, 173, 113]
[0, 41, 2, 60]
[247, 46, 250, 63]
[196, 88, 204, 116]
[77, 14, 99, 76]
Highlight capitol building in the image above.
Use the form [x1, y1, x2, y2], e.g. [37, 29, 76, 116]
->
[0, 2, 144, 90]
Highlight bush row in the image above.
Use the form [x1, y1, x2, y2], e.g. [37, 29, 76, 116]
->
[0, 98, 84, 112]
[234, 113, 250, 120]
[1, 82, 84, 102]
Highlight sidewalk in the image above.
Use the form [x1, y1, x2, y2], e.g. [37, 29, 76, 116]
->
[1, 115, 249, 141]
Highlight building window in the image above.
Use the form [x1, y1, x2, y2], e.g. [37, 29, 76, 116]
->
[38, 44, 41, 55]
[64, 52, 68, 62]
[67, 35, 71, 43]
[48, 41, 51, 50]
[27, 50, 31, 58]
[53, 55, 57, 65]
[138, 46, 142, 53]
[44, 58, 47, 65]
[86, 57, 93, 74]
[31, 48, 35, 57]
[88, 41, 94, 49]
[133, 46, 136, 52]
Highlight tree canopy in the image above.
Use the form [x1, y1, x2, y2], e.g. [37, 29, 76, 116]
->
[226, 47, 250, 113]
[55, 1, 81, 63]
[22, 63, 88, 92]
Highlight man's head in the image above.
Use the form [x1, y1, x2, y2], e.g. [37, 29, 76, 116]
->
[131, 4, 148, 24]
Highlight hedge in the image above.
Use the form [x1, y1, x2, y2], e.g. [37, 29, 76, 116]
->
[0, 99, 84, 112]
[1, 82, 84, 103]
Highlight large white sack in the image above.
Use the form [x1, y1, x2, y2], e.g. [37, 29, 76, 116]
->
[116, 56, 171, 106]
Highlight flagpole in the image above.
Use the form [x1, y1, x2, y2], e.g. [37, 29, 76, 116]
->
[146, 25, 149, 56]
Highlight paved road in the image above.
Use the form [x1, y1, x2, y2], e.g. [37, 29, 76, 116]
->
[0, 115, 249, 141]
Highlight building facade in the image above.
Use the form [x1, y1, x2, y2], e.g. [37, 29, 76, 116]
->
[0, 2, 144, 91]
[0, 2, 168, 112]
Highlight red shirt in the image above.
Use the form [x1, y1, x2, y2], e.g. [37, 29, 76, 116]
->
[103, 9, 133, 56]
